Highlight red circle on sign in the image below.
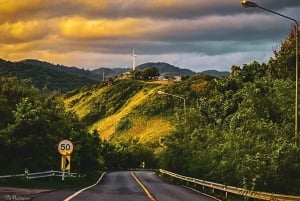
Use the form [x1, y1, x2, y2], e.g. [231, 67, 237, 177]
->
[57, 139, 74, 156]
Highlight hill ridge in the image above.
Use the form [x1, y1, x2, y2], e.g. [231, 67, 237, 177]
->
[0, 58, 229, 92]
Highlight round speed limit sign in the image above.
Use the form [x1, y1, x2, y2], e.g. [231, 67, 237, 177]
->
[58, 139, 74, 156]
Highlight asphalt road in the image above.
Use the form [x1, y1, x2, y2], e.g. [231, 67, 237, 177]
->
[32, 171, 218, 201]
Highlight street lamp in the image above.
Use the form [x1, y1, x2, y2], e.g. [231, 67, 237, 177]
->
[241, 0, 299, 145]
[158, 90, 186, 123]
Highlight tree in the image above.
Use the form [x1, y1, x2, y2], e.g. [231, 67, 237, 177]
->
[140, 67, 160, 80]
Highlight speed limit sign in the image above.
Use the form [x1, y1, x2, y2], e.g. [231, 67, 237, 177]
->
[58, 139, 74, 156]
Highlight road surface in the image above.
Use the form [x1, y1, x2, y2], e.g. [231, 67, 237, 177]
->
[32, 171, 218, 201]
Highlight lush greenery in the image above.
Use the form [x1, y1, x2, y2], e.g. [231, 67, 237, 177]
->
[0, 77, 101, 175]
[132, 67, 160, 80]
[157, 29, 300, 195]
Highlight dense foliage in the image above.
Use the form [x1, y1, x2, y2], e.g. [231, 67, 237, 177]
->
[132, 67, 160, 80]
[0, 77, 101, 175]
[157, 30, 300, 194]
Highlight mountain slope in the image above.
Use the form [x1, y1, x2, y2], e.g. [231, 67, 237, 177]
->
[89, 87, 172, 141]
[22, 59, 100, 80]
[0, 59, 98, 92]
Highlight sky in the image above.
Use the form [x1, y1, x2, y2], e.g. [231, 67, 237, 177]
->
[0, 0, 300, 72]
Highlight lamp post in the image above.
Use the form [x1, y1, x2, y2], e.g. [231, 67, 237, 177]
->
[158, 90, 186, 123]
[241, 0, 299, 145]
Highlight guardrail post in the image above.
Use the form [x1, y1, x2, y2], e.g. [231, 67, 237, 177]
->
[62, 170, 65, 181]
[24, 168, 29, 179]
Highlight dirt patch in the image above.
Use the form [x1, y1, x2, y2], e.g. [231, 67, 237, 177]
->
[0, 187, 50, 201]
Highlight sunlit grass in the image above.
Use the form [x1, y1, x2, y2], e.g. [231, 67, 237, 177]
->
[64, 81, 173, 143]
[116, 117, 173, 143]
[64, 87, 107, 119]
[89, 86, 168, 140]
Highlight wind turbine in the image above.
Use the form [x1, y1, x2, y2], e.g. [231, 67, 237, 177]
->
[132, 49, 137, 71]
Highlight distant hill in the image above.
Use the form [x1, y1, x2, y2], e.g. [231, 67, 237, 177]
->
[91, 62, 195, 78]
[0, 59, 98, 92]
[136, 62, 196, 77]
[22, 59, 100, 80]
[92, 62, 229, 78]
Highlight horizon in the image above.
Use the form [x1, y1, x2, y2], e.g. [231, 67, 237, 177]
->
[3, 57, 231, 73]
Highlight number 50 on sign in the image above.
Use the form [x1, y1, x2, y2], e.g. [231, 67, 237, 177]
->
[58, 139, 74, 156]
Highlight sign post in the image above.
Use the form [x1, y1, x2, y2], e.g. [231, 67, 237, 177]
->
[57, 139, 74, 181]
[61, 155, 71, 170]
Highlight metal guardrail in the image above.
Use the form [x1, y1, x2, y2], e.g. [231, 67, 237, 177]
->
[0, 170, 78, 180]
[159, 169, 300, 201]
[0, 173, 25, 179]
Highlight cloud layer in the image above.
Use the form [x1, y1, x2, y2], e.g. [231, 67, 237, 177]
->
[0, 0, 299, 72]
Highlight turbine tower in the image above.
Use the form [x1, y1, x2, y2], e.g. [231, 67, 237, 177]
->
[132, 49, 137, 71]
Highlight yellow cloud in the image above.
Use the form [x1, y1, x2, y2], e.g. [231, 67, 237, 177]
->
[0, 20, 51, 43]
[0, 0, 43, 14]
[59, 17, 151, 39]
[0, 41, 71, 64]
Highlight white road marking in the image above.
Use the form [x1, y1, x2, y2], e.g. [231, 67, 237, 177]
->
[63, 172, 106, 201]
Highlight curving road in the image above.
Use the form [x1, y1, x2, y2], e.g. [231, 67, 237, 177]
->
[33, 171, 218, 201]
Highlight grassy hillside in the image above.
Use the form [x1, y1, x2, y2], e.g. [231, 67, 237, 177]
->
[64, 80, 174, 143]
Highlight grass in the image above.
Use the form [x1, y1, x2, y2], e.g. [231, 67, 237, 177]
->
[116, 117, 173, 143]
[64, 87, 108, 119]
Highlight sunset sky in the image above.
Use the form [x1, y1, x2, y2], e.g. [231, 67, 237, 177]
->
[0, 0, 299, 72]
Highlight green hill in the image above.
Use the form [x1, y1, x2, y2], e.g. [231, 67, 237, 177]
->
[136, 62, 196, 76]
[64, 79, 179, 143]
[0, 59, 98, 92]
